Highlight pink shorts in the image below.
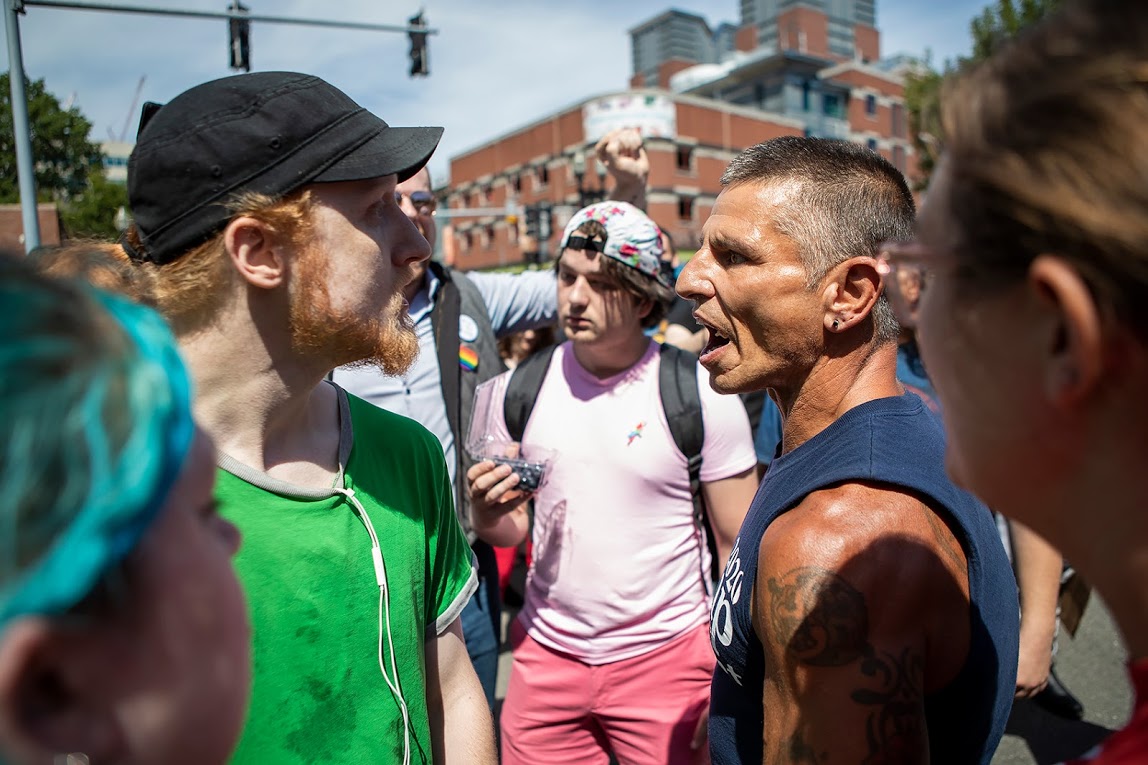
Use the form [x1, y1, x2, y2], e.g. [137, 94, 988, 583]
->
[500, 620, 714, 765]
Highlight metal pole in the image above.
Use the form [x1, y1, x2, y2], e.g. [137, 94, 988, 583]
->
[4, 0, 41, 252]
[23, 0, 438, 34]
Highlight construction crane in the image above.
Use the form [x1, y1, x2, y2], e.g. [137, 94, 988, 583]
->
[107, 76, 147, 143]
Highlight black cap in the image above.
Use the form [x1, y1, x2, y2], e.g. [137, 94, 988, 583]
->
[127, 71, 443, 265]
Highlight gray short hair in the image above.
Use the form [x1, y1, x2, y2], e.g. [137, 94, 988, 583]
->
[721, 137, 915, 344]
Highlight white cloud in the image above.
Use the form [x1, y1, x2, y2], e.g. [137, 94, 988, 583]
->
[3, 0, 980, 185]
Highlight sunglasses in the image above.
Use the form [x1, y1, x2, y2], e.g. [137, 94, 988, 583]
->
[564, 235, 606, 253]
[394, 190, 437, 212]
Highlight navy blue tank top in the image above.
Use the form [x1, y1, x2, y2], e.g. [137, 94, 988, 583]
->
[708, 394, 1018, 765]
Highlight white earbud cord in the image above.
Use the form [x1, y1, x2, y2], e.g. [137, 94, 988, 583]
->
[334, 487, 411, 765]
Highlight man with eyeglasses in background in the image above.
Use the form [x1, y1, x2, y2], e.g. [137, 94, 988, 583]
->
[333, 131, 649, 706]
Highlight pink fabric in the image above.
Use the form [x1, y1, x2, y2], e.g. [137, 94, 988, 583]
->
[486, 340, 756, 663]
[500, 619, 714, 765]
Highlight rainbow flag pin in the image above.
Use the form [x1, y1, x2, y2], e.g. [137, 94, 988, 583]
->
[459, 344, 479, 372]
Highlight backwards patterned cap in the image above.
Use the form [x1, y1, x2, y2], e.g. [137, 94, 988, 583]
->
[559, 201, 669, 287]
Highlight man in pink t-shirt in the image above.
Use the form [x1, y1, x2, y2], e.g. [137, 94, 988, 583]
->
[468, 201, 759, 765]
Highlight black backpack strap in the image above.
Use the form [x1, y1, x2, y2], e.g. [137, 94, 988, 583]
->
[658, 344, 718, 583]
[503, 345, 558, 443]
[430, 262, 462, 446]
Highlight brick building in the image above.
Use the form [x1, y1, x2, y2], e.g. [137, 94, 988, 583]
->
[445, 0, 918, 269]
[0, 204, 62, 254]
[444, 92, 804, 270]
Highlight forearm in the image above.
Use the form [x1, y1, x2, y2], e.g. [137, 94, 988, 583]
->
[611, 179, 647, 211]
[426, 623, 497, 763]
[1011, 520, 1062, 647]
[703, 468, 758, 574]
[431, 681, 496, 763]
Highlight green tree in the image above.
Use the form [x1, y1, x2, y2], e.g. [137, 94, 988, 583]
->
[902, 55, 948, 189]
[903, 0, 1062, 188]
[0, 71, 104, 203]
[60, 172, 129, 239]
[971, 0, 1060, 59]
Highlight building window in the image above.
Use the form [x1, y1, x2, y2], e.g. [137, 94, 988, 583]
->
[485, 224, 495, 248]
[537, 164, 550, 188]
[823, 93, 842, 119]
[867, 138, 878, 152]
[678, 197, 694, 221]
[463, 230, 474, 251]
[891, 103, 906, 138]
[892, 145, 906, 173]
[865, 94, 877, 117]
[512, 174, 522, 194]
[676, 146, 694, 172]
[801, 80, 811, 111]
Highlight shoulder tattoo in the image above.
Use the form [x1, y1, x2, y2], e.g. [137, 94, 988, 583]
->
[766, 567, 925, 763]
[767, 566, 868, 666]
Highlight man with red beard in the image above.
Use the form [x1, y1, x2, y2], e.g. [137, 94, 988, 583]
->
[334, 130, 649, 707]
[118, 72, 494, 764]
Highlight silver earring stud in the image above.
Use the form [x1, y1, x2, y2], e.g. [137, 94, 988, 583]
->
[832, 320, 840, 329]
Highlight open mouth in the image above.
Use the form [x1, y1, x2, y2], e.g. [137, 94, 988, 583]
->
[695, 316, 732, 360]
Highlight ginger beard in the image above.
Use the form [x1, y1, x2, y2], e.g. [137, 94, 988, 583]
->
[288, 242, 419, 376]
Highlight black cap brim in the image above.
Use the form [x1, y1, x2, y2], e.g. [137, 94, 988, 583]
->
[312, 125, 443, 184]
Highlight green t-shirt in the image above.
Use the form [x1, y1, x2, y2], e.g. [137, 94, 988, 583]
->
[219, 389, 477, 764]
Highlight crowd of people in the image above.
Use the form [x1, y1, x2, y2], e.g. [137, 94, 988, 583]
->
[1, 0, 1146, 762]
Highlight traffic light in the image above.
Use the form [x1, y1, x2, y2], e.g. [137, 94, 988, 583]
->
[524, 205, 540, 240]
[537, 201, 552, 243]
[228, 2, 251, 72]
[408, 12, 429, 77]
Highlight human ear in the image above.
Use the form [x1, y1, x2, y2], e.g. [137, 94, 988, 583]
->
[822, 257, 883, 332]
[223, 216, 286, 290]
[0, 619, 122, 764]
[1028, 255, 1104, 407]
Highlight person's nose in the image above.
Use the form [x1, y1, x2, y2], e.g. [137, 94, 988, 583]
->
[675, 247, 713, 302]
[394, 210, 432, 267]
[566, 276, 591, 308]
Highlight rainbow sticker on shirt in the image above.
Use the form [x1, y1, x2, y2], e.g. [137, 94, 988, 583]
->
[459, 344, 479, 372]
[627, 422, 645, 445]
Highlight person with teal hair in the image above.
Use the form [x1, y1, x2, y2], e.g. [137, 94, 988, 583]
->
[0, 255, 250, 764]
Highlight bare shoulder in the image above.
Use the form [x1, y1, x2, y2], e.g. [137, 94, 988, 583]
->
[760, 481, 968, 581]
[755, 481, 971, 656]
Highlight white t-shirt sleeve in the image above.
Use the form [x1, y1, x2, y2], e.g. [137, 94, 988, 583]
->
[696, 363, 758, 483]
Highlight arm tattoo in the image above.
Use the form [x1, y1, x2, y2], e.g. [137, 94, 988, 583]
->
[767, 567, 925, 764]
[768, 567, 868, 666]
[788, 730, 825, 763]
[919, 504, 967, 574]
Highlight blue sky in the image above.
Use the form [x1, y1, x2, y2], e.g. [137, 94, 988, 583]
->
[3, 0, 985, 184]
